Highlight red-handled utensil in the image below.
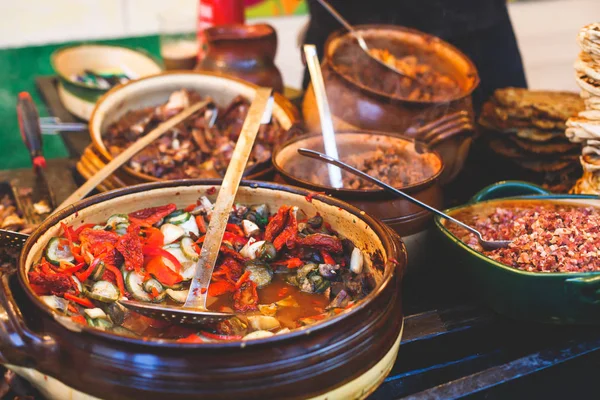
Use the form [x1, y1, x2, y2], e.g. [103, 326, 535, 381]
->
[16, 92, 56, 222]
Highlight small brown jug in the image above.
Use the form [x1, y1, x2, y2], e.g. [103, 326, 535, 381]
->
[198, 23, 284, 93]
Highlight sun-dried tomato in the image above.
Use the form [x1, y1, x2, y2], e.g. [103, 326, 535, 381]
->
[265, 206, 290, 242]
[212, 256, 244, 283]
[297, 233, 343, 253]
[116, 230, 144, 272]
[273, 207, 298, 250]
[208, 280, 236, 297]
[128, 203, 177, 226]
[219, 245, 247, 263]
[79, 228, 119, 248]
[100, 247, 124, 269]
[233, 281, 258, 312]
[28, 270, 75, 296]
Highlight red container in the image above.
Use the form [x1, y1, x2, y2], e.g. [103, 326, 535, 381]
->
[197, 0, 245, 58]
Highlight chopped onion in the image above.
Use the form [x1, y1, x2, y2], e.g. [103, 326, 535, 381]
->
[161, 223, 185, 245]
[350, 247, 364, 274]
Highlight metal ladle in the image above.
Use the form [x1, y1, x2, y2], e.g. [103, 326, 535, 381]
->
[298, 148, 512, 251]
[314, 0, 419, 83]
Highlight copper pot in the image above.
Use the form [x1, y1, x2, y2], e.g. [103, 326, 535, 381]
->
[0, 180, 405, 399]
[302, 25, 479, 184]
[272, 131, 444, 268]
[198, 24, 284, 93]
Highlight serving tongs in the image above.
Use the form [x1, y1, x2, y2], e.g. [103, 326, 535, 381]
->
[298, 149, 512, 251]
[118, 88, 275, 324]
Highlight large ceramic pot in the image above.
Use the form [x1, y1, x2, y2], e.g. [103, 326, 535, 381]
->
[303, 25, 479, 184]
[197, 24, 284, 93]
[0, 180, 406, 399]
[89, 71, 299, 185]
[435, 180, 600, 325]
[273, 131, 443, 268]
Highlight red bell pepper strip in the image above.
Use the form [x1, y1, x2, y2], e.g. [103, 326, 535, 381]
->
[73, 223, 95, 237]
[320, 251, 335, 265]
[207, 280, 236, 297]
[222, 232, 248, 247]
[200, 331, 243, 341]
[75, 258, 100, 282]
[195, 216, 207, 234]
[226, 223, 244, 237]
[62, 262, 86, 275]
[142, 245, 182, 271]
[71, 315, 87, 325]
[104, 264, 126, 297]
[145, 256, 183, 287]
[184, 203, 196, 212]
[142, 227, 164, 248]
[177, 334, 204, 343]
[64, 293, 95, 308]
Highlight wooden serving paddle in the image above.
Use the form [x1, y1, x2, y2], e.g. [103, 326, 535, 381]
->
[56, 98, 212, 211]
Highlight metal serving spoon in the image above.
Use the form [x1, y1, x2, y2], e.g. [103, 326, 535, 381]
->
[297, 148, 512, 251]
[118, 88, 275, 324]
[314, 0, 418, 83]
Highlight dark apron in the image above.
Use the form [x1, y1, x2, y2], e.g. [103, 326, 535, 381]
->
[302, 0, 527, 113]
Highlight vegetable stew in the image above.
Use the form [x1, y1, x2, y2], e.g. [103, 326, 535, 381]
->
[28, 198, 379, 342]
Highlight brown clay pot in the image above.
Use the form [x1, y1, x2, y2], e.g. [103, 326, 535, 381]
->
[302, 25, 479, 184]
[89, 71, 299, 188]
[0, 180, 405, 399]
[198, 24, 284, 93]
[272, 131, 444, 268]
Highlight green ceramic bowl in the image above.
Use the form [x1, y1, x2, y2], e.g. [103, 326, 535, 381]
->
[51, 44, 163, 111]
[435, 180, 600, 325]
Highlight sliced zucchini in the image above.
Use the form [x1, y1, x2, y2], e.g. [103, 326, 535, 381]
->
[164, 245, 188, 264]
[41, 295, 68, 312]
[181, 237, 199, 261]
[161, 223, 185, 244]
[95, 318, 114, 331]
[166, 289, 188, 303]
[92, 225, 105, 230]
[143, 278, 164, 294]
[84, 307, 108, 319]
[45, 238, 74, 265]
[165, 211, 191, 225]
[179, 216, 199, 236]
[180, 262, 195, 281]
[88, 280, 120, 303]
[115, 223, 129, 236]
[125, 272, 152, 302]
[90, 261, 106, 281]
[107, 214, 129, 226]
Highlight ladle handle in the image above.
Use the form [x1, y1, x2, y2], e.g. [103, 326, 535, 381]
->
[297, 148, 481, 236]
[314, 0, 359, 38]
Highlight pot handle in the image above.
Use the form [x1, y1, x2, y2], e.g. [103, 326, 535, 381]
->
[406, 111, 474, 150]
[469, 181, 551, 204]
[0, 272, 57, 367]
[565, 275, 600, 305]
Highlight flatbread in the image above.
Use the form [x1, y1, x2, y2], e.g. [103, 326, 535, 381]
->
[579, 23, 600, 44]
[513, 158, 576, 173]
[584, 96, 600, 111]
[492, 87, 585, 121]
[515, 128, 565, 142]
[575, 52, 600, 82]
[579, 37, 600, 58]
[576, 72, 600, 97]
[509, 136, 578, 155]
[579, 109, 600, 120]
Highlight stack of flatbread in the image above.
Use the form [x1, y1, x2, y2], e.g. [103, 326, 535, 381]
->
[479, 88, 584, 192]
[568, 23, 600, 194]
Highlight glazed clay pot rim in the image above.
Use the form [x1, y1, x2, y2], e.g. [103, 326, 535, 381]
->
[204, 23, 276, 41]
[325, 24, 480, 105]
[435, 195, 600, 278]
[272, 130, 444, 198]
[19, 179, 404, 349]
[89, 70, 298, 184]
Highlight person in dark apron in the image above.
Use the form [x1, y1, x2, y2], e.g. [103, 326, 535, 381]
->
[302, 0, 527, 114]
